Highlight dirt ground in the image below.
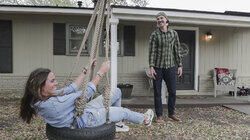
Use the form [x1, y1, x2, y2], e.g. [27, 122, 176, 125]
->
[0, 93, 249, 140]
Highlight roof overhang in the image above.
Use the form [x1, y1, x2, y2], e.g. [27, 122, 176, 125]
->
[112, 7, 250, 28]
[0, 5, 93, 15]
[1, 5, 250, 27]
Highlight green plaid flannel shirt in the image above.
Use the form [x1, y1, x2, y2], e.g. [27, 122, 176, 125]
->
[149, 28, 182, 68]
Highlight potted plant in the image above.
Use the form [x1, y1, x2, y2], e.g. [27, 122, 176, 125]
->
[117, 83, 133, 99]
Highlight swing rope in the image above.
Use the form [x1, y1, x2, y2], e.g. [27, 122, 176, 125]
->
[103, 0, 111, 122]
[61, 0, 112, 128]
[62, 0, 100, 90]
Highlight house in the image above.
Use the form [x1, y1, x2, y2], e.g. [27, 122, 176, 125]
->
[0, 4, 250, 96]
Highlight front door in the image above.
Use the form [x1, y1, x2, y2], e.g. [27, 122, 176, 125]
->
[175, 30, 195, 90]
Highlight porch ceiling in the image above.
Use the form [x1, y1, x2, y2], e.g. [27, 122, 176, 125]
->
[112, 7, 250, 28]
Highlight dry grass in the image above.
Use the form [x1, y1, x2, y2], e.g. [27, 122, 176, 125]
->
[0, 93, 249, 140]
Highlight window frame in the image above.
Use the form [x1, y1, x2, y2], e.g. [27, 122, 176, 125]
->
[119, 24, 135, 57]
[117, 25, 124, 56]
[99, 25, 124, 57]
[66, 23, 92, 56]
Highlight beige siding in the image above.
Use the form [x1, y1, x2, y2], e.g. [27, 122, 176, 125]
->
[1, 13, 250, 95]
[0, 14, 54, 76]
[0, 14, 92, 76]
[115, 22, 155, 96]
[199, 27, 250, 76]
[199, 27, 250, 92]
[13, 18, 54, 75]
[117, 24, 250, 94]
[52, 15, 101, 76]
[53, 55, 90, 76]
[117, 21, 154, 74]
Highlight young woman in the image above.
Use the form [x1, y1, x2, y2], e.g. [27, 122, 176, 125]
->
[20, 60, 154, 130]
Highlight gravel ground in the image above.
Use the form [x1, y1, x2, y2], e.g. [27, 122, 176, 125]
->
[0, 93, 249, 140]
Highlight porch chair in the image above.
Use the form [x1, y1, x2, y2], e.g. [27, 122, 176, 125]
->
[213, 69, 238, 98]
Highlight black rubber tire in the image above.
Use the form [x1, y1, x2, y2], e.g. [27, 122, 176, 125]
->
[46, 123, 116, 140]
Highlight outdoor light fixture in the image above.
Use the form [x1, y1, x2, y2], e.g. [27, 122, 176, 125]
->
[205, 31, 213, 41]
[77, 1, 82, 8]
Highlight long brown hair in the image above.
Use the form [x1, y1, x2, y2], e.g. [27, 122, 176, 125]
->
[20, 68, 51, 124]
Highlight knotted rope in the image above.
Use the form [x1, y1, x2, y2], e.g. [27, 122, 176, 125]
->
[61, 0, 112, 128]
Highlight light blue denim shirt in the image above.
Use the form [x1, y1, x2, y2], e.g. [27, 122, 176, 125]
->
[34, 82, 96, 128]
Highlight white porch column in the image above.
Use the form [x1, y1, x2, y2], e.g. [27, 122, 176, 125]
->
[110, 17, 119, 93]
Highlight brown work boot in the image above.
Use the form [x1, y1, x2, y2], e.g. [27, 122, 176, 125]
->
[155, 116, 165, 123]
[168, 115, 182, 122]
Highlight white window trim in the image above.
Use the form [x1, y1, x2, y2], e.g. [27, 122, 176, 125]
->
[66, 23, 91, 56]
[100, 24, 124, 57]
[117, 24, 136, 57]
[118, 25, 124, 56]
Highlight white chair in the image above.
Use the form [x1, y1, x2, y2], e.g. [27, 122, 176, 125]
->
[213, 69, 238, 98]
[145, 68, 167, 104]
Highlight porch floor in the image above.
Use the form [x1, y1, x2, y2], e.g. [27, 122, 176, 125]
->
[122, 95, 250, 108]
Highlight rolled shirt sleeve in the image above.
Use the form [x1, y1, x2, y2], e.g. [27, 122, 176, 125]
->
[56, 82, 97, 100]
[149, 33, 156, 67]
[56, 82, 78, 95]
[173, 31, 183, 68]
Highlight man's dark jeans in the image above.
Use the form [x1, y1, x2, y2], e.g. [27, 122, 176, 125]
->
[153, 67, 176, 117]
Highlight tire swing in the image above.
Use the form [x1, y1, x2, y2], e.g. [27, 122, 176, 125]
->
[46, 0, 115, 139]
[46, 123, 115, 140]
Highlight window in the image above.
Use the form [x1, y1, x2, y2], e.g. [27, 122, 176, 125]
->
[99, 25, 135, 57]
[123, 25, 135, 56]
[0, 20, 12, 73]
[53, 23, 66, 55]
[117, 26, 122, 55]
[99, 28, 111, 56]
[53, 23, 135, 57]
[66, 24, 91, 55]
